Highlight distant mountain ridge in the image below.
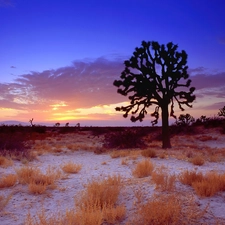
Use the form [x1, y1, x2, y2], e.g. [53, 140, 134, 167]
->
[0, 120, 29, 126]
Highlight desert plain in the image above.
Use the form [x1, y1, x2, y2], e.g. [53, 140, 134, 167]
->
[1, 125, 225, 225]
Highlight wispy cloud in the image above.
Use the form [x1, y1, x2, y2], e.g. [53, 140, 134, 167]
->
[14, 57, 125, 109]
[0, 59, 225, 122]
[0, 57, 127, 121]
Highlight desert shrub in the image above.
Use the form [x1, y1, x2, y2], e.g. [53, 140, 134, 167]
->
[132, 159, 154, 178]
[0, 131, 28, 152]
[141, 149, 156, 158]
[103, 128, 146, 149]
[0, 126, 35, 161]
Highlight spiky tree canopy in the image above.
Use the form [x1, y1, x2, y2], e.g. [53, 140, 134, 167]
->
[113, 41, 196, 125]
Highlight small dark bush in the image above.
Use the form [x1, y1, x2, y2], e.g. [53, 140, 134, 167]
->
[203, 117, 224, 128]
[32, 125, 46, 133]
[103, 128, 147, 149]
[0, 130, 33, 160]
[91, 127, 110, 137]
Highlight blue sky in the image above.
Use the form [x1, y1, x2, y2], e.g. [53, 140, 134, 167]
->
[0, 0, 225, 125]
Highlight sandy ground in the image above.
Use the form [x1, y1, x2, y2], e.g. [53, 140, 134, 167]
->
[1, 129, 225, 224]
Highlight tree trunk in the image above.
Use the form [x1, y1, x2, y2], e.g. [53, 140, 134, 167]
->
[161, 103, 171, 149]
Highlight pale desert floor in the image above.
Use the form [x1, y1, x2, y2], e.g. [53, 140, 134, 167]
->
[1, 127, 225, 225]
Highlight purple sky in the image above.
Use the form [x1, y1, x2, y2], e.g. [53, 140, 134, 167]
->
[0, 0, 225, 126]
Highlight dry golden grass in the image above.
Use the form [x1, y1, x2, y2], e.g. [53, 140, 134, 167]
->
[141, 149, 157, 158]
[179, 170, 204, 186]
[179, 170, 225, 197]
[110, 150, 131, 158]
[198, 135, 217, 142]
[25, 175, 125, 225]
[132, 159, 154, 178]
[16, 166, 37, 184]
[66, 143, 80, 151]
[110, 149, 141, 159]
[0, 194, 12, 211]
[102, 204, 126, 224]
[151, 168, 176, 191]
[0, 156, 13, 168]
[16, 166, 62, 194]
[28, 182, 47, 194]
[192, 172, 225, 197]
[130, 193, 206, 225]
[191, 155, 205, 166]
[0, 174, 17, 188]
[76, 175, 122, 209]
[121, 158, 129, 165]
[61, 161, 82, 174]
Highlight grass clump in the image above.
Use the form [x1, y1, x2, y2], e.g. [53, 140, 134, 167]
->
[151, 168, 176, 191]
[61, 161, 82, 174]
[179, 170, 225, 197]
[25, 175, 125, 225]
[0, 155, 13, 168]
[77, 175, 122, 209]
[192, 172, 225, 197]
[141, 149, 156, 158]
[191, 155, 205, 166]
[0, 174, 17, 188]
[0, 194, 12, 211]
[16, 166, 62, 194]
[179, 170, 204, 186]
[131, 193, 205, 225]
[132, 159, 154, 178]
[130, 193, 206, 225]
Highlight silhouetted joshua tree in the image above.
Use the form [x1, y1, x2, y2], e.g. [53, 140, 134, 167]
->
[114, 41, 195, 148]
[29, 118, 34, 127]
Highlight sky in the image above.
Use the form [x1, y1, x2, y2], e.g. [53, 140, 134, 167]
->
[0, 0, 225, 126]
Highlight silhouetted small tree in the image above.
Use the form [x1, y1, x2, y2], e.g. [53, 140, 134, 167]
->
[218, 106, 225, 118]
[176, 113, 195, 126]
[54, 122, 60, 127]
[114, 41, 195, 148]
